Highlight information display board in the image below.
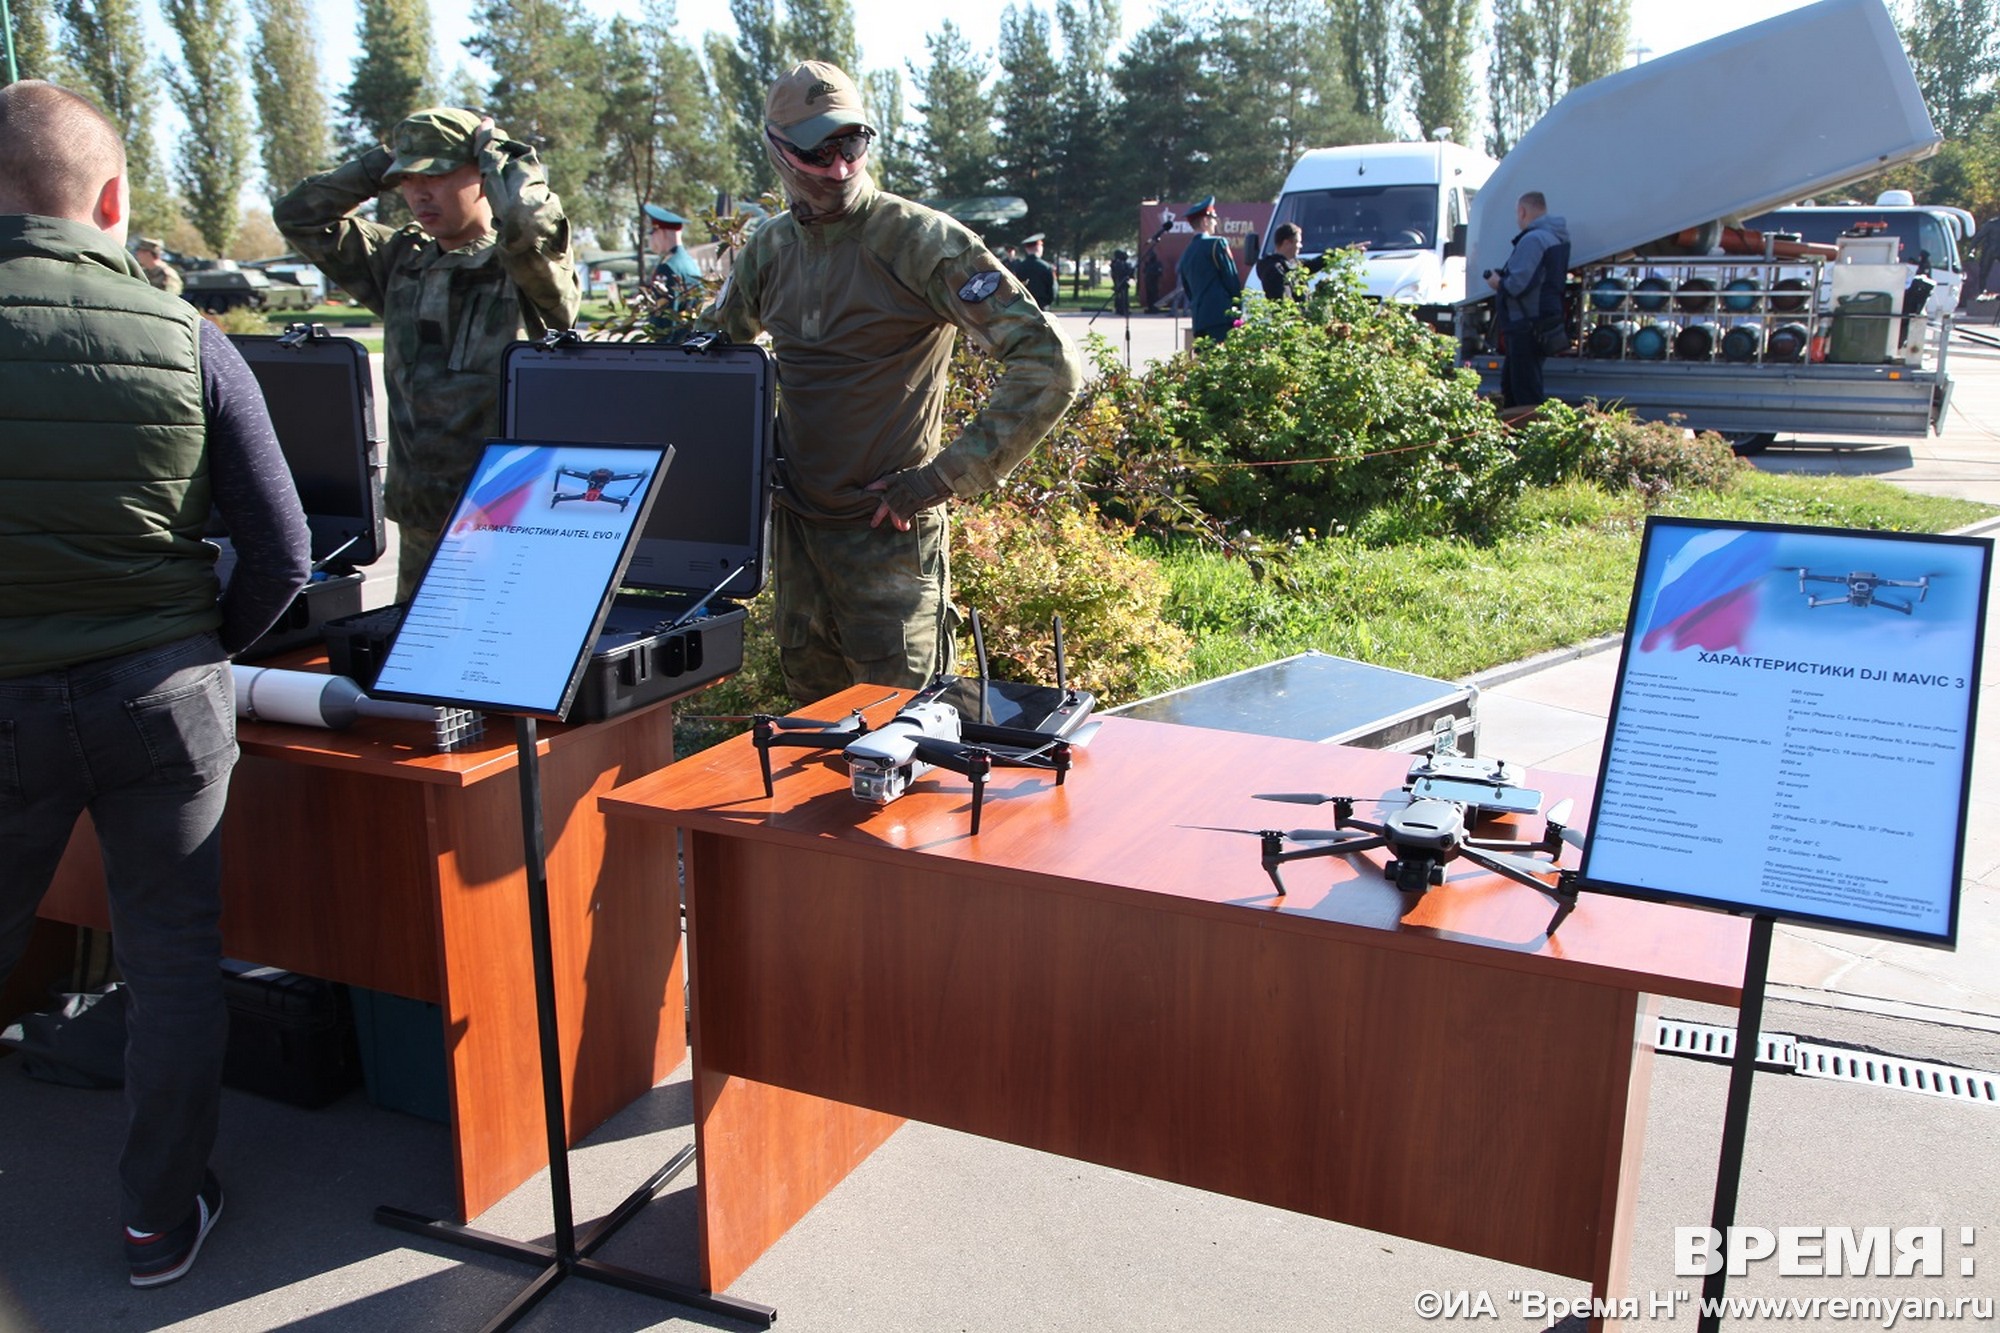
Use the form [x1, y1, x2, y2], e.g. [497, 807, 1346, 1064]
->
[1580, 518, 1989, 945]
[369, 441, 671, 719]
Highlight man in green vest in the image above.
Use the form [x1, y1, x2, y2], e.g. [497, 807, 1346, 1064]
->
[275, 106, 579, 599]
[0, 80, 311, 1288]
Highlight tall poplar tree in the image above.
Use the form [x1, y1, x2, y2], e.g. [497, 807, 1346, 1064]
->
[1331, 0, 1402, 128]
[61, 0, 170, 232]
[249, 0, 332, 200]
[6, 0, 65, 81]
[165, 0, 254, 254]
[1404, 0, 1480, 143]
[912, 20, 996, 199]
[781, 0, 858, 72]
[862, 68, 916, 196]
[708, 0, 789, 198]
[1564, 0, 1628, 92]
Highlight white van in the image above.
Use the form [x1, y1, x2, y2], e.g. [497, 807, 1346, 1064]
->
[1740, 192, 1965, 314]
[1260, 140, 1498, 331]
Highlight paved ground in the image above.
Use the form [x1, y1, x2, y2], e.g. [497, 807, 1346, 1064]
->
[3, 318, 1997, 1333]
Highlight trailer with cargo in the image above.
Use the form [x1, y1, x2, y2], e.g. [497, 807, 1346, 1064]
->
[1455, 0, 1952, 453]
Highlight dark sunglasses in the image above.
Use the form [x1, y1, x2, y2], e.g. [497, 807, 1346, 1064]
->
[768, 126, 874, 169]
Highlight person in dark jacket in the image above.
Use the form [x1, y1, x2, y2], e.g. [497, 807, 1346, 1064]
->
[1485, 191, 1571, 408]
[0, 79, 311, 1290]
[1256, 222, 1304, 301]
[1176, 195, 1243, 341]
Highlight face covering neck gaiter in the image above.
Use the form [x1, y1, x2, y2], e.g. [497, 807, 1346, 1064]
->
[765, 135, 870, 225]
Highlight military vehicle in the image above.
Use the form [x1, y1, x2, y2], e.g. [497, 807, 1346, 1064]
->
[182, 261, 316, 314]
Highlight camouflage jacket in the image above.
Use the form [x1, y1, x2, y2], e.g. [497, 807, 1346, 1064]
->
[703, 178, 1081, 525]
[273, 135, 579, 531]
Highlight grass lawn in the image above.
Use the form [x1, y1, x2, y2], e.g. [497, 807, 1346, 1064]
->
[1149, 473, 1995, 692]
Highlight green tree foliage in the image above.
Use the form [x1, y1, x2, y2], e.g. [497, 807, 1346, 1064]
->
[163, 0, 253, 254]
[995, 4, 1062, 232]
[1206, 0, 1381, 202]
[1044, 0, 1121, 279]
[1484, 0, 1538, 155]
[862, 67, 918, 196]
[1900, 0, 1999, 138]
[1331, 0, 1403, 128]
[341, 0, 433, 150]
[912, 20, 996, 198]
[468, 0, 607, 231]
[780, 0, 859, 72]
[248, 0, 332, 201]
[707, 0, 788, 198]
[60, 0, 170, 231]
[1404, 0, 1480, 144]
[594, 2, 730, 247]
[6, 0, 66, 81]
[1563, 0, 1629, 91]
[1110, 10, 1213, 208]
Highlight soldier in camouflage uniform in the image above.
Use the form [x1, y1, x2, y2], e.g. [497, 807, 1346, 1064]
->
[273, 107, 579, 598]
[133, 236, 182, 296]
[704, 61, 1082, 704]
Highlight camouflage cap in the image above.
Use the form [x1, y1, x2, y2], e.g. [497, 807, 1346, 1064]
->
[764, 61, 870, 151]
[134, 237, 166, 254]
[384, 107, 483, 184]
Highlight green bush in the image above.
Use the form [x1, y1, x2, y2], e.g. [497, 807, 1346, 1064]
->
[953, 499, 1192, 705]
[1508, 402, 1747, 498]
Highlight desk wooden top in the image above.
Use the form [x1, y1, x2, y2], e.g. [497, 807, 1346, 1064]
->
[603, 686, 1749, 1004]
[234, 650, 670, 787]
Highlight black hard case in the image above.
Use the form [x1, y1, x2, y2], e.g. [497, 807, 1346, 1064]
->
[327, 337, 776, 723]
[224, 329, 386, 660]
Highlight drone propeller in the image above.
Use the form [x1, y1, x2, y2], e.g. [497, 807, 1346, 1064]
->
[684, 712, 855, 730]
[1254, 792, 1350, 806]
[1183, 824, 1368, 844]
[1545, 798, 1586, 850]
[1462, 845, 1563, 880]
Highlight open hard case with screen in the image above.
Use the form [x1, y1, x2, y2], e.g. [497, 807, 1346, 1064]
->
[220, 327, 385, 659]
[326, 335, 775, 721]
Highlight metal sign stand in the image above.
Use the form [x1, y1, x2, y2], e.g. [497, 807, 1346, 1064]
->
[1696, 912, 1776, 1332]
[375, 715, 776, 1331]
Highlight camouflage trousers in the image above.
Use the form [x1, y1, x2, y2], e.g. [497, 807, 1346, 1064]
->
[772, 505, 957, 706]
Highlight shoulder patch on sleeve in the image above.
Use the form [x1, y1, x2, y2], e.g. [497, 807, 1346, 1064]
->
[958, 269, 1004, 303]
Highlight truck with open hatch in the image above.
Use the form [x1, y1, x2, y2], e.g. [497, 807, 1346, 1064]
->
[1455, 0, 1952, 455]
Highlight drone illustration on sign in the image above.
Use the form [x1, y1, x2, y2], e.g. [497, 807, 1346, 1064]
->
[1790, 568, 1933, 615]
[551, 465, 648, 510]
[689, 614, 1099, 834]
[1195, 721, 1585, 934]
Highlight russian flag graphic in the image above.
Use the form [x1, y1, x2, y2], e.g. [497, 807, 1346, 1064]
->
[1639, 530, 1779, 653]
[452, 446, 549, 534]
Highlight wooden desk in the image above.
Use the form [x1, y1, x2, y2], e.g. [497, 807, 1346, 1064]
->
[601, 686, 1749, 1325]
[42, 683, 686, 1221]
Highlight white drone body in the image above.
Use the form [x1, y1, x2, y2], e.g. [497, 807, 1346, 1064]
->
[844, 701, 962, 806]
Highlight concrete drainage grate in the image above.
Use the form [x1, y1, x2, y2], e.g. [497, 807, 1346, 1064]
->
[1653, 1018, 2000, 1107]
[1654, 1017, 1796, 1069]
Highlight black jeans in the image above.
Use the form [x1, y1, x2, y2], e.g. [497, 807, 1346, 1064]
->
[1502, 322, 1547, 408]
[0, 632, 235, 1233]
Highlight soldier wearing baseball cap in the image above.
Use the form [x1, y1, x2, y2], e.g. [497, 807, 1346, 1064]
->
[703, 60, 1082, 704]
[132, 235, 182, 296]
[274, 107, 579, 598]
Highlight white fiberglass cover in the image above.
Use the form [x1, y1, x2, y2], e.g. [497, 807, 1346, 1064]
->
[1466, 0, 1938, 284]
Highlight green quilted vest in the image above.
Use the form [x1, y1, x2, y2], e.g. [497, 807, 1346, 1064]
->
[0, 215, 221, 677]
